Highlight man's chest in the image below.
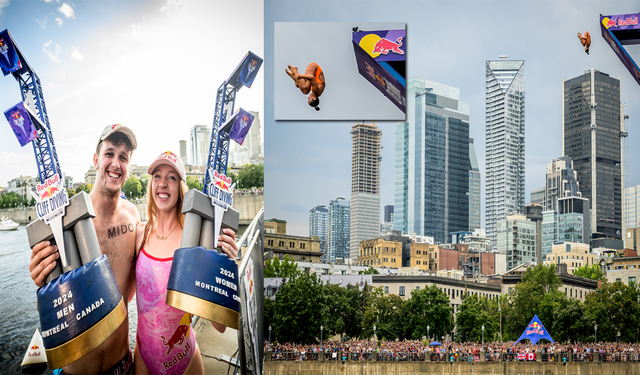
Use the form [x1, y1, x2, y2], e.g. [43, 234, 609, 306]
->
[94, 216, 136, 267]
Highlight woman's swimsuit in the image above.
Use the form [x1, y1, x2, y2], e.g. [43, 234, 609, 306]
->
[314, 64, 324, 84]
[136, 248, 196, 375]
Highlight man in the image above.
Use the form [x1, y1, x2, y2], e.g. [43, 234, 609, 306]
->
[285, 63, 325, 111]
[29, 124, 140, 374]
[578, 31, 591, 54]
[30, 124, 240, 374]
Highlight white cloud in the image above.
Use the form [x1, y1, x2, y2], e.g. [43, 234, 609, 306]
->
[0, 0, 9, 15]
[70, 46, 83, 60]
[44, 0, 54, 3]
[160, 0, 182, 13]
[43, 40, 61, 63]
[34, 17, 47, 29]
[58, 3, 75, 18]
[55, 18, 63, 27]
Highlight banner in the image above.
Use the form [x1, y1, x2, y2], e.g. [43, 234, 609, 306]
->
[219, 107, 255, 145]
[600, 13, 640, 86]
[227, 51, 263, 90]
[4, 101, 37, 147]
[352, 28, 406, 113]
[0, 29, 21, 76]
[514, 314, 554, 345]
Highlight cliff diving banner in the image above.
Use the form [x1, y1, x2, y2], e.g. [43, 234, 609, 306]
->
[0, 29, 22, 76]
[4, 102, 38, 147]
[514, 315, 555, 345]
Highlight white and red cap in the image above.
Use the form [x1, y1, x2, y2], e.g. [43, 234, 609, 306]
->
[148, 151, 186, 181]
[99, 124, 137, 151]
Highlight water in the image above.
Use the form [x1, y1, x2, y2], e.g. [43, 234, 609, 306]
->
[0, 225, 138, 374]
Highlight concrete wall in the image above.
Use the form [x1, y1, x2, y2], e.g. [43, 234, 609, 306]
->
[265, 361, 640, 375]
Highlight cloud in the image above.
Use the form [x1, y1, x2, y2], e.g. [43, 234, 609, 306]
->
[58, 3, 75, 18]
[0, 0, 8, 15]
[44, 0, 54, 3]
[43, 41, 61, 63]
[70, 46, 83, 60]
[160, 0, 182, 13]
[55, 18, 63, 27]
[34, 17, 47, 29]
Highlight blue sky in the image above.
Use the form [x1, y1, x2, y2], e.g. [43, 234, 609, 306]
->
[264, 0, 640, 237]
[0, 0, 263, 186]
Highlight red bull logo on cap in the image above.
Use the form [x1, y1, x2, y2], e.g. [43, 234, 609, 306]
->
[160, 151, 177, 163]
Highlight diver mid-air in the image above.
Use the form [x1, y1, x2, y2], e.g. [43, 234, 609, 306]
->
[578, 31, 591, 54]
[285, 63, 325, 111]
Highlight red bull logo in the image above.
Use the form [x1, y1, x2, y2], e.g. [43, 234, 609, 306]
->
[603, 16, 639, 29]
[215, 180, 229, 191]
[372, 37, 404, 55]
[36, 174, 60, 194]
[31, 345, 39, 350]
[0, 38, 4, 47]
[161, 323, 190, 356]
[160, 151, 177, 163]
[40, 186, 60, 199]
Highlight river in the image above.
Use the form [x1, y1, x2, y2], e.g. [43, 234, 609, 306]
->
[0, 225, 138, 374]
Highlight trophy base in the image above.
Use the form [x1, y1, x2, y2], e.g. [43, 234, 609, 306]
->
[45, 297, 127, 369]
[166, 290, 239, 330]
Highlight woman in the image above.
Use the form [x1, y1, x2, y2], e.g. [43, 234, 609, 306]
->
[131, 151, 238, 374]
[285, 63, 325, 111]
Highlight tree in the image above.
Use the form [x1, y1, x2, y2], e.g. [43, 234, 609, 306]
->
[521, 263, 561, 294]
[122, 176, 142, 199]
[551, 294, 588, 343]
[269, 272, 333, 343]
[358, 267, 380, 275]
[186, 175, 203, 191]
[404, 285, 453, 340]
[264, 255, 299, 278]
[584, 281, 640, 342]
[455, 294, 499, 343]
[573, 264, 605, 282]
[236, 163, 263, 189]
[140, 173, 151, 196]
[362, 288, 406, 341]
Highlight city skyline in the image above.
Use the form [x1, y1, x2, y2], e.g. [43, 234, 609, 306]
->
[0, 0, 264, 186]
[264, 0, 640, 239]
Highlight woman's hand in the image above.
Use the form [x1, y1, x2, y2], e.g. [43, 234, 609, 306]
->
[218, 228, 238, 260]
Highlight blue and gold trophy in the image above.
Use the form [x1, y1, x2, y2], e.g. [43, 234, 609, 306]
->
[26, 177, 125, 369]
[166, 170, 240, 329]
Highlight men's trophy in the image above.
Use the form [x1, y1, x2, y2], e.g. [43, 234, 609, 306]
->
[26, 175, 125, 368]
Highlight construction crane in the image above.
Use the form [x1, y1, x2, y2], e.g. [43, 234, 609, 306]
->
[203, 51, 262, 190]
[1, 29, 61, 183]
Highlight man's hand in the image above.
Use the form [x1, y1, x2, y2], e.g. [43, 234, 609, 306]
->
[29, 240, 59, 287]
[218, 228, 238, 260]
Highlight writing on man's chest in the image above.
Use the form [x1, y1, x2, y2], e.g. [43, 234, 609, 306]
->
[107, 223, 135, 239]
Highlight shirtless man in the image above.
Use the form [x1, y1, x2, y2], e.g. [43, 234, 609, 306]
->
[29, 124, 140, 374]
[285, 63, 325, 111]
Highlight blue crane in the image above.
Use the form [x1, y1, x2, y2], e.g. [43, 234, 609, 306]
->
[203, 51, 262, 190]
[1, 29, 61, 184]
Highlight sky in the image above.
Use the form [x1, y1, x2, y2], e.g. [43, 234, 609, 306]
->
[264, 0, 640, 237]
[274, 22, 405, 120]
[0, 0, 264, 187]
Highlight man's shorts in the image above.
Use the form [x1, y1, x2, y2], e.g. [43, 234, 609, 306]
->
[52, 348, 133, 375]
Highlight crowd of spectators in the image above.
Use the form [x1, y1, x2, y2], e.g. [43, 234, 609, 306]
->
[264, 340, 640, 363]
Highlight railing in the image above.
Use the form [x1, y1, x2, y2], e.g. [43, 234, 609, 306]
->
[266, 349, 640, 363]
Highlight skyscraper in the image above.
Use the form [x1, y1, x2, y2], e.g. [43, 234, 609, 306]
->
[384, 205, 394, 223]
[179, 140, 188, 165]
[309, 205, 329, 261]
[485, 60, 525, 248]
[328, 197, 351, 263]
[544, 156, 580, 211]
[350, 123, 382, 261]
[469, 138, 481, 232]
[395, 77, 469, 243]
[624, 185, 640, 230]
[189, 125, 211, 167]
[563, 69, 622, 240]
[497, 214, 536, 270]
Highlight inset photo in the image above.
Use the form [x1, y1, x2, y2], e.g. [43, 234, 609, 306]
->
[274, 22, 406, 121]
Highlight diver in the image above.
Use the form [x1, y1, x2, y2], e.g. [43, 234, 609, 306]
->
[285, 63, 325, 111]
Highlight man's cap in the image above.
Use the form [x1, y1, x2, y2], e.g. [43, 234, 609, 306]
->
[99, 124, 137, 151]
[148, 151, 186, 181]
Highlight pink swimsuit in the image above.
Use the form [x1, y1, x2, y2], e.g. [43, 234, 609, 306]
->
[136, 248, 196, 375]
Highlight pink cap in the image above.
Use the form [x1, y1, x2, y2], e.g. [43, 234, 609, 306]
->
[148, 151, 186, 181]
